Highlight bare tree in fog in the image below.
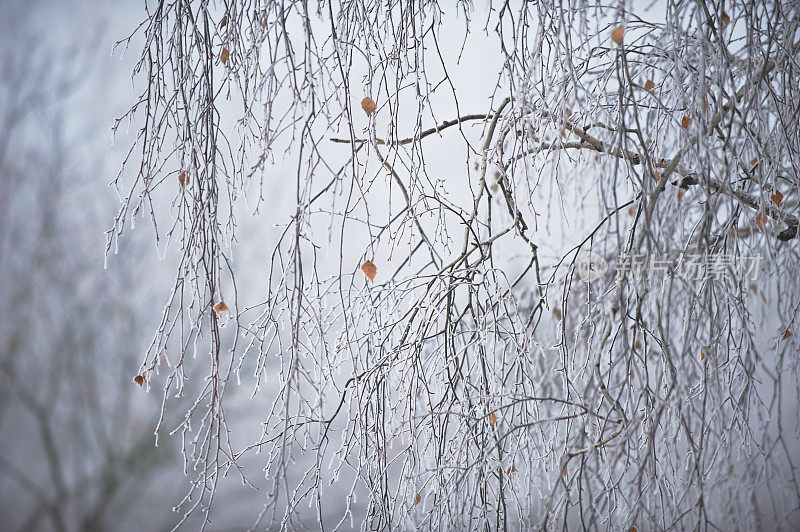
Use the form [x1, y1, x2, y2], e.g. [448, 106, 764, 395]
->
[0, 35, 179, 531]
[113, 1, 800, 529]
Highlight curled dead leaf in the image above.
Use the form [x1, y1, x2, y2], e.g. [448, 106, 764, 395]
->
[721, 11, 730, 27]
[219, 15, 228, 27]
[506, 465, 516, 474]
[361, 97, 377, 116]
[361, 260, 377, 281]
[611, 26, 624, 45]
[414, 493, 421, 506]
[754, 212, 765, 230]
[214, 301, 229, 314]
[781, 330, 792, 340]
[178, 171, 187, 187]
[220, 47, 230, 64]
[771, 190, 783, 206]
[490, 412, 498, 426]
[681, 115, 691, 129]
[643, 80, 655, 92]
[653, 170, 661, 182]
[134, 375, 144, 386]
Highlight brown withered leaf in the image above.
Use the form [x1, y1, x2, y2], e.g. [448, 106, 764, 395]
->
[781, 330, 793, 340]
[219, 15, 228, 27]
[214, 301, 229, 314]
[506, 465, 516, 474]
[490, 412, 498, 426]
[771, 190, 783, 206]
[134, 375, 144, 386]
[361, 260, 377, 281]
[721, 12, 730, 27]
[653, 170, 661, 182]
[361, 97, 377, 116]
[644, 80, 655, 91]
[681, 115, 691, 129]
[178, 171, 187, 187]
[754, 212, 765, 230]
[414, 493, 421, 506]
[700, 346, 712, 360]
[220, 47, 230, 64]
[611, 26, 624, 45]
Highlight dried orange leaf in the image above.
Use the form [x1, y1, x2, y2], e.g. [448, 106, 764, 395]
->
[721, 11, 730, 27]
[771, 190, 784, 206]
[361, 260, 377, 281]
[781, 330, 792, 340]
[178, 171, 187, 187]
[700, 346, 712, 360]
[361, 97, 377, 116]
[219, 15, 228, 27]
[611, 26, 624, 45]
[414, 493, 421, 506]
[134, 375, 144, 386]
[506, 465, 516, 474]
[220, 47, 230, 64]
[754, 212, 765, 230]
[562, 464, 568, 476]
[653, 170, 661, 182]
[643, 80, 655, 91]
[490, 412, 498, 426]
[214, 301, 229, 314]
[630, 527, 639, 532]
[681, 115, 691, 129]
